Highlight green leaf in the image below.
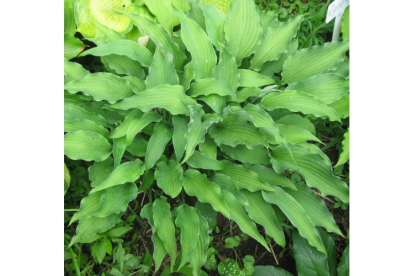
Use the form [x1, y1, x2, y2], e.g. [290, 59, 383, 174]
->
[65, 130, 111, 162]
[218, 259, 243, 275]
[145, 122, 173, 170]
[239, 69, 276, 87]
[172, 115, 189, 161]
[337, 245, 349, 276]
[292, 230, 329, 276]
[153, 197, 177, 270]
[341, 7, 350, 40]
[199, 134, 217, 158]
[188, 78, 237, 101]
[241, 191, 285, 247]
[144, 0, 187, 33]
[243, 164, 296, 191]
[154, 158, 183, 198]
[329, 60, 349, 78]
[109, 110, 142, 139]
[284, 182, 342, 236]
[276, 114, 315, 134]
[186, 151, 224, 170]
[126, 134, 147, 157]
[64, 59, 89, 83]
[90, 159, 144, 193]
[237, 87, 261, 103]
[261, 90, 341, 122]
[224, 0, 262, 64]
[126, 111, 162, 146]
[253, 266, 293, 276]
[209, 114, 268, 149]
[219, 161, 274, 192]
[329, 94, 349, 119]
[182, 169, 230, 218]
[282, 41, 350, 84]
[89, 157, 114, 187]
[106, 225, 132, 237]
[121, 11, 186, 70]
[270, 144, 349, 203]
[96, 239, 107, 264]
[146, 48, 179, 89]
[220, 144, 270, 166]
[225, 236, 241, 249]
[287, 73, 349, 104]
[203, 4, 225, 50]
[259, 39, 298, 76]
[64, 0, 77, 35]
[187, 2, 206, 31]
[250, 16, 303, 70]
[101, 55, 145, 78]
[64, 73, 133, 104]
[195, 201, 217, 231]
[336, 129, 350, 167]
[112, 136, 127, 168]
[64, 163, 71, 195]
[262, 189, 326, 254]
[180, 62, 196, 91]
[64, 119, 111, 138]
[277, 124, 322, 144]
[189, 214, 210, 276]
[172, 7, 217, 79]
[213, 47, 239, 92]
[79, 39, 152, 67]
[196, 95, 227, 114]
[175, 205, 200, 269]
[319, 229, 337, 276]
[87, 0, 133, 33]
[64, 34, 85, 60]
[110, 84, 196, 116]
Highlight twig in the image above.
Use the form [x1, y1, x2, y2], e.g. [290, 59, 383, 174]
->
[269, 242, 279, 265]
[314, 191, 336, 204]
[140, 191, 146, 207]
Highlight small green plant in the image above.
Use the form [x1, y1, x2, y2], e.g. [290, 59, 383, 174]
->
[65, 0, 349, 274]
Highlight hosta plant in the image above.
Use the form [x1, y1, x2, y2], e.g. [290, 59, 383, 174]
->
[64, 0, 349, 274]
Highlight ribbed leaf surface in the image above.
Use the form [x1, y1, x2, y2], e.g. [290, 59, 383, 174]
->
[145, 48, 179, 89]
[145, 122, 173, 170]
[239, 69, 276, 87]
[189, 78, 237, 101]
[64, 130, 111, 162]
[154, 159, 183, 198]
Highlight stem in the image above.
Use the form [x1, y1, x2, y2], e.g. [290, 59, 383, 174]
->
[65, 239, 81, 276]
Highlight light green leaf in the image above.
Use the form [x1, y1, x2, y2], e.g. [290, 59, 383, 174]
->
[101, 54, 145, 78]
[213, 47, 239, 91]
[172, 7, 217, 80]
[319, 229, 337, 276]
[341, 7, 350, 40]
[282, 41, 350, 84]
[224, 0, 262, 64]
[276, 114, 315, 134]
[241, 191, 285, 247]
[219, 161, 274, 192]
[145, 122, 173, 170]
[186, 151, 224, 170]
[106, 225, 132, 238]
[329, 94, 349, 119]
[259, 39, 298, 76]
[262, 188, 326, 255]
[182, 169, 230, 218]
[270, 144, 349, 203]
[259, 9, 278, 31]
[90, 159, 144, 193]
[188, 78, 237, 101]
[199, 134, 217, 158]
[189, 214, 210, 276]
[203, 4, 225, 50]
[88, 0, 133, 33]
[201, 0, 232, 14]
[154, 158, 183, 198]
[220, 144, 270, 166]
[112, 136, 127, 168]
[172, 115, 189, 160]
[277, 124, 322, 144]
[110, 84, 196, 116]
[292, 230, 329, 276]
[337, 245, 349, 276]
[64, 73, 133, 104]
[285, 182, 342, 236]
[236, 87, 261, 103]
[64, 34, 85, 60]
[79, 39, 153, 67]
[96, 239, 107, 264]
[65, 130, 111, 162]
[146, 48, 179, 89]
[222, 190, 270, 251]
[261, 90, 341, 122]
[64, 0, 77, 35]
[196, 95, 227, 114]
[243, 164, 296, 191]
[239, 69, 276, 87]
[89, 157, 114, 187]
[180, 62, 196, 91]
[175, 205, 200, 269]
[64, 163, 71, 195]
[187, 2, 206, 31]
[64, 59, 89, 83]
[253, 266, 293, 276]
[64, 119, 110, 138]
[209, 113, 268, 149]
[250, 16, 303, 70]
[144, 0, 185, 33]
[153, 197, 177, 271]
[287, 73, 349, 104]
[109, 110, 143, 139]
[126, 134, 148, 157]
[336, 128, 350, 167]
[126, 111, 163, 145]
[329, 60, 349, 78]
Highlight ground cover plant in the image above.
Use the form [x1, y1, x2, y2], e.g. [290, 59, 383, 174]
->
[64, 0, 350, 275]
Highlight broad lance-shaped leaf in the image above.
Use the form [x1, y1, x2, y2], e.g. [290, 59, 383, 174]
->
[110, 84, 197, 116]
[238, 69, 276, 87]
[337, 245, 349, 276]
[243, 164, 296, 191]
[287, 73, 349, 104]
[109, 110, 143, 139]
[219, 161, 274, 192]
[276, 114, 315, 134]
[126, 135, 147, 157]
[78, 39, 153, 67]
[112, 136, 127, 168]
[186, 2, 206, 31]
[120, 11, 186, 70]
[90, 159, 144, 193]
[182, 169, 230, 218]
[189, 214, 209, 276]
[210, 113, 268, 149]
[65, 130, 111, 162]
[319, 228, 337, 276]
[172, 6, 217, 79]
[140, 204, 167, 272]
[241, 191, 286, 247]
[180, 62, 195, 91]
[145, 122, 173, 170]
[224, 0, 262, 64]
[64, 34, 85, 60]
[188, 78, 237, 101]
[175, 205, 200, 269]
[236, 87, 261, 103]
[203, 4, 225, 50]
[144, 0, 188, 33]
[282, 40, 350, 84]
[250, 15, 303, 70]
[172, 115, 189, 160]
[64, 59, 89, 83]
[285, 182, 343, 236]
[145, 48, 179, 89]
[89, 157, 113, 187]
[222, 190, 270, 251]
[259, 39, 299, 77]
[277, 124, 322, 144]
[64, 119, 110, 138]
[64, 73, 133, 104]
[153, 197, 177, 271]
[213, 47, 239, 91]
[101, 54, 145, 79]
[336, 128, 350, 167]
[199, 134, 217, 158]
[125, 111, 162, 145]
[271, 144, 349, 203]
[154, 158, 183, 198]
[262, 188, 326, 255]
[70, 183, 138, 224]
[196, 95, 227, 114]
[186, 151, 224, 170]
[261, 90, 341, 122]
[220, 144, 270, 166]
[292, 231, 329, 276]
[329, 93, 349, 119]
[254, 266, 293, 276]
